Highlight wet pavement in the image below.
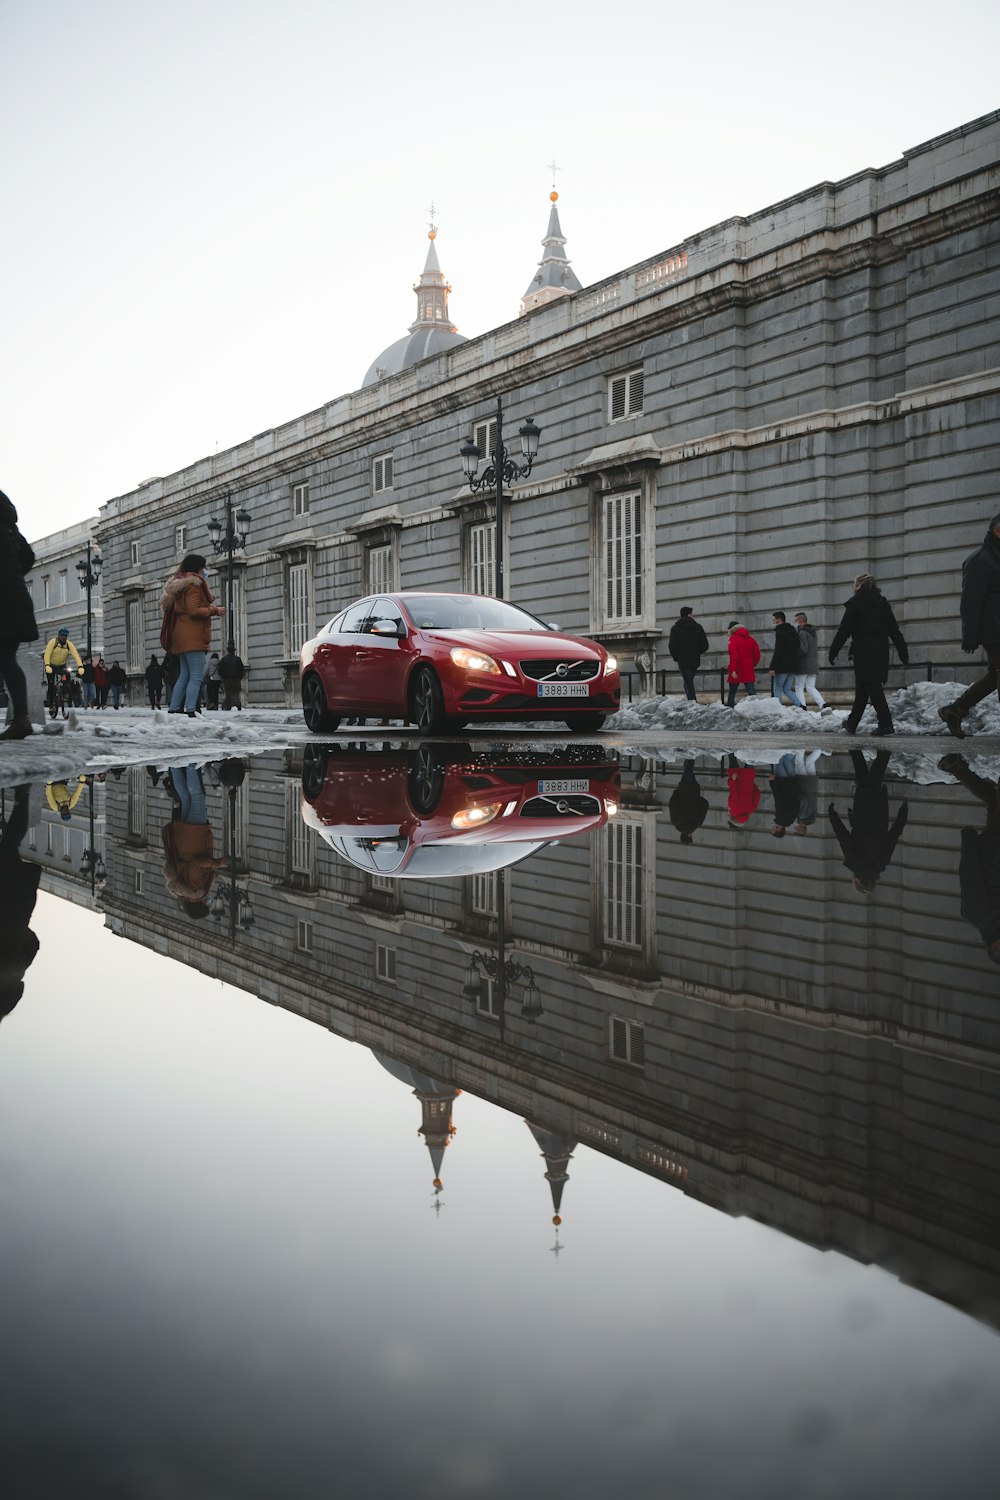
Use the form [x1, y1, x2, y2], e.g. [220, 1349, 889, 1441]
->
[1, 737, 999, 1499]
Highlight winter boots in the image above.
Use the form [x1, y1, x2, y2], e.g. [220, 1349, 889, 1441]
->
[0, 715, 33, 741]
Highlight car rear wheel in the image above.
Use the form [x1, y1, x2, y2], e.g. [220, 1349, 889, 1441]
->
[410, 666, 449, 735]
[408, 744, 446, 814]
[566, 713, 607, 733]
[302, 674, 341, 734]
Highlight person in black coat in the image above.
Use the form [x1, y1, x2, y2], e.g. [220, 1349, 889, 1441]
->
[668, 759, 709, 844]
[0, 489, 39, 741]
[667, 608, 710, 702]
[939, 516, 1000, 738]
[145, 654, 164, 708]
[769, 611, 805, 707]
[828, 749, 908, 893]
[938, 753, 1000, 964]
[0, 785, 41, 1018]
[829, 573, 909, 735]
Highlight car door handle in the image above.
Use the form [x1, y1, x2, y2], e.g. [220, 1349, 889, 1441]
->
[356, 651, 371, 661]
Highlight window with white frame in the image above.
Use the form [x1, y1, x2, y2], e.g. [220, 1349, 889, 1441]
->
[469, 871, 498, 918]
[608, 368, 644, 422]
[296, 919, 314, 953]
[375, 943, 397, 982]
[292, 481, 310, 517]
[287, 783, 313, 879]
[42, 577, 50, 609]
[467, 521, 495, 597]
[475, 976, 500, 1018]
[45, 825, 54, 855]
[175, 524, 187, 557]
[127, 766, 146, 839]
[601, 491, 643, 624]
[58, 571, 67, 604]
[474, 418, 498, 461]
[367, 543, 394, 597]
[130, 541, 140, 567]
[134, 869, 144, 895]
[372, 455, 393, 493]
[370, 873, 395, 894]
[125, 598, 144, 673]
[287, 561, 310, 654]
[603, 817, 643, 950]
[609, 1016, 645, 1068]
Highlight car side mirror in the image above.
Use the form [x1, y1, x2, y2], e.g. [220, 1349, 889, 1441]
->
[370, 618, 403, 638]
[547, 621, 561, 631]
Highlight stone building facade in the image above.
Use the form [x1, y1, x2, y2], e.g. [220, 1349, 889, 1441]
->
[24, 516, 104, 662]
[91, 111, 1000, 706]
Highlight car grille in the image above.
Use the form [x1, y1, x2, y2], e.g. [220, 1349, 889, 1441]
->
[519, 659, 599, 682]
[520, 794, 602, 818]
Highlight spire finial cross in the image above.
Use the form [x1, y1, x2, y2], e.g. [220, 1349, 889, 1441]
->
[426, 199, 438, 234]
[547, 158, 560, 189]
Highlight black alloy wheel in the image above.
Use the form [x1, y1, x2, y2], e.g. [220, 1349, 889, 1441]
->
[566, 713, 607, 733]
[408, 744, 447, 815]
[302, 674, 341, 734]
[301, 745, 330, 801]
[410, 666, 449, 736]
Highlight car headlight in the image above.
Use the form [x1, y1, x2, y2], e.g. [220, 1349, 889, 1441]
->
[450, 647, 501, 674]
[604, 655, 618, 674]
[451, 803, 503, 830]
[604, 800, 619, 817]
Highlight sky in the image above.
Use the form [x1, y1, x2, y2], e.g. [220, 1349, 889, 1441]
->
[2, 0, 998, 541]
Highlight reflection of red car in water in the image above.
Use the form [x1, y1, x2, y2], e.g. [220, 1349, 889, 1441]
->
[299, 744, 620, 879]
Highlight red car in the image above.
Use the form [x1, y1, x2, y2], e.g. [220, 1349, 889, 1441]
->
[299, 592, 620, 735]
[299, 744, 621, 879]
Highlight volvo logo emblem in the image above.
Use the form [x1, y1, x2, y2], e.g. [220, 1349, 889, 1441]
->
[556, 663, 569, 677]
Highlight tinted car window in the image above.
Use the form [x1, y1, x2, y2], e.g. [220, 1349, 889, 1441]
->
[401, 595, 547, 631]
[340, 603, 372, 634]
[323, 611, 347, 634]
[367, 599, 405, 635]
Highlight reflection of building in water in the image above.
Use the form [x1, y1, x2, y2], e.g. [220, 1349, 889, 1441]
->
[95, 749, 1000, 1326]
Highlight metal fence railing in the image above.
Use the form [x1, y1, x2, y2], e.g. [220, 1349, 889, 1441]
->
[619, 661, 982, 705]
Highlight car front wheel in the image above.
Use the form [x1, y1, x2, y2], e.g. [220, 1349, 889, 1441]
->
[302, 674, 341, 734]
[410, 666, 450, 735]
[566, 713, 607, 733]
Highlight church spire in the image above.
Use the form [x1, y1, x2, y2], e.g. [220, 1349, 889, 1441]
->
[410, 205, 458, 334]
[526, 1121, 577, 1226]
[520, 185, 582, 317]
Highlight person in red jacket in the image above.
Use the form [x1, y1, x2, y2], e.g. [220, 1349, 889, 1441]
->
[726, 622, 761, 707]
[727, 759, 760, 828]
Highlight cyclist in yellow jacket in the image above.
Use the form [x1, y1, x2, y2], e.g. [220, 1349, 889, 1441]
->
[42, 627, 84, 711]
[45, 777, 87, 821]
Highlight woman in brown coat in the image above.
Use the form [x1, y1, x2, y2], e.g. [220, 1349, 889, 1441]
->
[160, 553, 225, 715]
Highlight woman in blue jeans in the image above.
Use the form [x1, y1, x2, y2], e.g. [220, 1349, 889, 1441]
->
[159, 553, 225, 715]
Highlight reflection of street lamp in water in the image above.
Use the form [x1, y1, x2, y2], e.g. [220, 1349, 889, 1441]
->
[210, 760, 254, 937]
[462, 870, 542, 1030]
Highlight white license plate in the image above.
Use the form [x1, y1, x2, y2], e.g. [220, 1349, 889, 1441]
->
[536, 682, 590, 697]
[539, 779, 589, 795]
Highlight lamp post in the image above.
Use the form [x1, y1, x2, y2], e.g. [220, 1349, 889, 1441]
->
[210, 759, 254, 939]
[459, 397, 541, 599]
[462, 870, 542, 1035]
[207, 496, 251, 654]
[75, 543, 103, 658]
[78, 778, 107, 897]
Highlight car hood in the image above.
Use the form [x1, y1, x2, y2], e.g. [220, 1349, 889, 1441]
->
[421, 628, 604, 659]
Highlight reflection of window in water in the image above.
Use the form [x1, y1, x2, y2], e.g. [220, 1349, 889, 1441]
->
[287, 785, 314, 882]
[127, 767, 146, 840]
[297, 920, 313, 953]
[476, 977, 499, 1018]
[375, 943, 397, 982]
[370, 873, 395, 893]
[469, 870, 498, 917]
[610, 1016, 645, 1068]
[604, 818, 643, 949]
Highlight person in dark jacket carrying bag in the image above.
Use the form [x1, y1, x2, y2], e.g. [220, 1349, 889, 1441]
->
[769, 612, 805, 707]
[939, 515, 1000, 739]
[667, 608, 709, 702]
[829, 573, 909, 736]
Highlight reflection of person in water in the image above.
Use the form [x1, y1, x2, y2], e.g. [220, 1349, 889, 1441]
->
[727, 758, 760, 829]
[668, 759, 709, 844]
[0, 786, 41, 1020]
[828, 749, 908, 893]
[161, 765, 226, 919]
[45, 776, 87, 821]
[939, 753, 1000, 965]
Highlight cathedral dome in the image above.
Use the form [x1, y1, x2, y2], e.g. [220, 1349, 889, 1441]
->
[363, 227, 466, 387]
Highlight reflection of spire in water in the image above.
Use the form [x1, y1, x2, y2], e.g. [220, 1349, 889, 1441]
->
[371, 1052, 461, 1195]
[550, 1229, 565, 1261]
[526, 1120, 577, 1228]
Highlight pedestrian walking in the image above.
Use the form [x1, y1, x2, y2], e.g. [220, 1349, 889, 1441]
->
[769, 612, 805, 707]
[160, 764, 227, 919]
[80, 655, 97, 708]
[828, 573, 909, 736]
[0, 488, 39, 741]
[939, 514, 1000, 739]
[217, 646, 246, 710]
[726, 622, 760, 707]
[828, 749, 908, 892]
[667, 608, 709, 702]
[93, 656, 110, 707]
[791, 747, 823, 833]
[668, 759, 709, 844]
[769, 754, 801, 837]
[108, 660, 127, 708]
[204, 652, 222, 710]
[159, 554, 225, 716]
[792, 612, 827, 709]
[938, 752, 1000, 963]
[145, 654, 164, 708]
[726, 758, 760, 827]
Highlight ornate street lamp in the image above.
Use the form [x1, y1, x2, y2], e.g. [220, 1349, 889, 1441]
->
[78, 778, 107, 896]
[210, 758, 254, 937]
[461, 870, 542, 1027]
[207, 496, 251, 654]
[75, 542, 103, 658]
[458, 396, 541, 599]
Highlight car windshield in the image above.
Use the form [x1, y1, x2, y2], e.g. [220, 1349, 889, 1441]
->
[401, 595, 548, 632]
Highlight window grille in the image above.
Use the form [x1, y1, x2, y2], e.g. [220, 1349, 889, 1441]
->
[62, 826, 72, 860]
[608, 369, 644, 422]
[367, 544, 393, 596]
[287, 562, 310, 653]
[175, 524, 187, 556]
[371, 873, 395, 893]
[134, 870, 144, 895]
[126, 598, 144, 673]
[602, 491, 642, 623]
[288, 785, 312, 876]
[476, 977, 500, 1018]
[372, 455, 393, 492]
[292, 482, 310, 517]
[45, 826, 54, 854]
[27, 826, 37, 849]
[468, 522, 496, 597]
[58, 571, 67, 604]
[42, 577, 50, 609]
[296, 920, 314, 952]
[604, 818, 643, 949]
[130, 541, 140, 567]
[469, 871, 498, 917]
[127, 767, 146, 838]
[610, 1016, 645, 1067]
[474, 419, 498, 461]
[375, 944, 397, 982]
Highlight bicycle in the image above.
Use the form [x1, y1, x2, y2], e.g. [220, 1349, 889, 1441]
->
[47, 670, 82, 719]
